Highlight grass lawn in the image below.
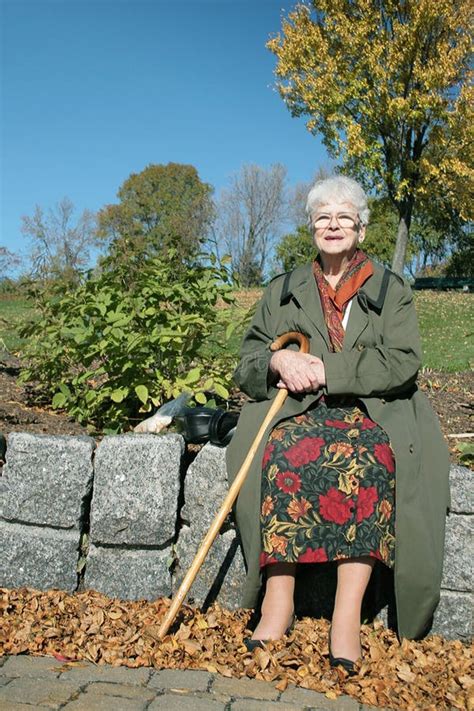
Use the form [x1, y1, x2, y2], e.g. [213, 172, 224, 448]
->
[415, 291, 473, 372]
[231, 289, 474, 373]
[0, 296, 34, 353]
[0, 290, 472, 372]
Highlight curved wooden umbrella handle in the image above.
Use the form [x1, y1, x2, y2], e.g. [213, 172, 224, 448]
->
[156, 331, 309, 640]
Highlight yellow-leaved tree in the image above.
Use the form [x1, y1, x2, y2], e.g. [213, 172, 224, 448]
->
[267, 0, 473, 273]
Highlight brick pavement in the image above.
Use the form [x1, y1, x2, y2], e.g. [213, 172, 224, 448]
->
[0, 655, 393, 711]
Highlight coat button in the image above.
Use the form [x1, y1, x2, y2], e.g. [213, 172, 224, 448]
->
[357, 343, 365, 351]
[409, 444, 414, 454]
[381, 398, 386, 404]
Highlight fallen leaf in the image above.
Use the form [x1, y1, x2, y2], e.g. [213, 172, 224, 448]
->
[275, 677, 288, 692]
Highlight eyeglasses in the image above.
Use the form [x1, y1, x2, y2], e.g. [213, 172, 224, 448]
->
[312, 212, 359, 230]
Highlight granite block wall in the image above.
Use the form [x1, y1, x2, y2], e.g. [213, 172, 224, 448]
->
[0, 433, 472, 641]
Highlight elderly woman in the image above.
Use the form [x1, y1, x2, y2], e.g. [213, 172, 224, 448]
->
[226, 175, 450, 672]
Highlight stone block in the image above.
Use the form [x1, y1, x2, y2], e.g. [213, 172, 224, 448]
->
[230, 701, 298, 711]
[211, 675, 279, 701]
[63, 693, 149, 711]
[1, 433, 94, 529]
[0, 521, 79, 591]
[442, 514, 472, 591]
[59, 662, 151, 685]
[449, 464, 473, 514]
[85, 682, 155, 701]
[0, 677, 80, 708]
[148, 695, 225, 711]
[90, 434, 184, 546]
[0, 655, 64, 678]
[173, 526, 245, 609]
[0, 702, 51, 711]
[431, 589, 473, 640]
[280, 686, 359, 710]
[148, 668, 212, 692]
[173, 444, 246, 609]
[84, 543, 172, 600]
[180, 444, 229, 530]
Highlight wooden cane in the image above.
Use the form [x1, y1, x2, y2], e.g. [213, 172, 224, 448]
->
[157, 331, 310, 640]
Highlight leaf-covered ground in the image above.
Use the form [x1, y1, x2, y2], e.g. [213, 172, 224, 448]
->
[1, 588, 472, 711]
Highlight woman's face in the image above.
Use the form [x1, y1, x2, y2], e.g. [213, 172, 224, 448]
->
[311, 201, 366, 259]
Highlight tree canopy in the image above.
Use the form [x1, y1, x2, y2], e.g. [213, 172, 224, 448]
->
[268, 0, 473, 273]
[96, 163, 214, 266]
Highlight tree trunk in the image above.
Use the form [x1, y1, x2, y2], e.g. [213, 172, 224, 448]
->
[392, 213, 410, 275]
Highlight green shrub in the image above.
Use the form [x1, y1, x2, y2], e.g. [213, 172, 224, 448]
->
[274, 226, 315, 273]
[19, 252, 243, 432]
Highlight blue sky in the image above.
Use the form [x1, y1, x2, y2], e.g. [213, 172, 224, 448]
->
[1, 0, 330, 269]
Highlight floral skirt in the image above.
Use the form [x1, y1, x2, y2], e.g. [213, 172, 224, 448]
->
[259, 399, 396, 569]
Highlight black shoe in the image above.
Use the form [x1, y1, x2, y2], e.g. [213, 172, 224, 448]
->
[328, 625, 359, 676]
[243, 616, 295, 651]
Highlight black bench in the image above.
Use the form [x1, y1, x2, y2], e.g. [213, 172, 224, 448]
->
[413, 277, 473, 291]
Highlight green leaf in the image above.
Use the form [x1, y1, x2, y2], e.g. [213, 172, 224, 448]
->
[135, 384, 149, 404]
[213, 382, 229, 399]
[111, 388, 127, 403]
[52, 392, 67, 408]
[184, 367, 201, 384]
[195, 391, 207, 404]
[225, 322, 237, 340]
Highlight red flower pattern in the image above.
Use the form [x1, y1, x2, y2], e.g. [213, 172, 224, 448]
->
[374, 443, 395, 473]
[262, 443, 275, 468]
[276, 471, 301, 494]
[298, 547, 328, 563]
[325, 419, 351, 429]
[319, 487, 354, 525]
[355, 486, 379, 522]
[284, 437, 325, 467]
[260, 402, 395, 569]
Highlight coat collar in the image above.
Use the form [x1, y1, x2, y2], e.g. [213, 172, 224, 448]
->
[280, 261, 390, 351]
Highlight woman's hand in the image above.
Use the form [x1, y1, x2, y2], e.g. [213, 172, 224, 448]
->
[270, 350, 326, 393]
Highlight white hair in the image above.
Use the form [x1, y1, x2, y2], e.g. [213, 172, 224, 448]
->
[306, 175, 370, 226]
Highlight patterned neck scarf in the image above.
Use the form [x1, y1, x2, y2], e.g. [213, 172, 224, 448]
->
[313, 249, 374, 352]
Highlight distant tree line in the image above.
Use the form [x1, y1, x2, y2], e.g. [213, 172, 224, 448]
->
[3, 157, 472, 291]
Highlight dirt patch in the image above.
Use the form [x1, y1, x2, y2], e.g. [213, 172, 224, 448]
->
[0, 352, 472, 464]
[0, 354, 88, 437]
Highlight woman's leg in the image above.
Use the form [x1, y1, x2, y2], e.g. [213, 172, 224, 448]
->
[251, 562, 296, 640]
[330, 556, 375, 661]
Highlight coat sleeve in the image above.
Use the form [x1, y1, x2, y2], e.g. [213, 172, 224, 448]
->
[233, 279, 282, 401]
[324, 277, 422, 397]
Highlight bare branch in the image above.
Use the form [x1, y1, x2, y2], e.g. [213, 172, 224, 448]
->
[214, 164, 288, 285]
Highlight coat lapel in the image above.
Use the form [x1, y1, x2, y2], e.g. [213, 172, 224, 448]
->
[289, 265, 331, 348]
[343, 297, 369, 350]
[343, 265, 386, 350]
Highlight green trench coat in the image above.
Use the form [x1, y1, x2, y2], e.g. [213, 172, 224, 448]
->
[226, 260, 450, 640]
